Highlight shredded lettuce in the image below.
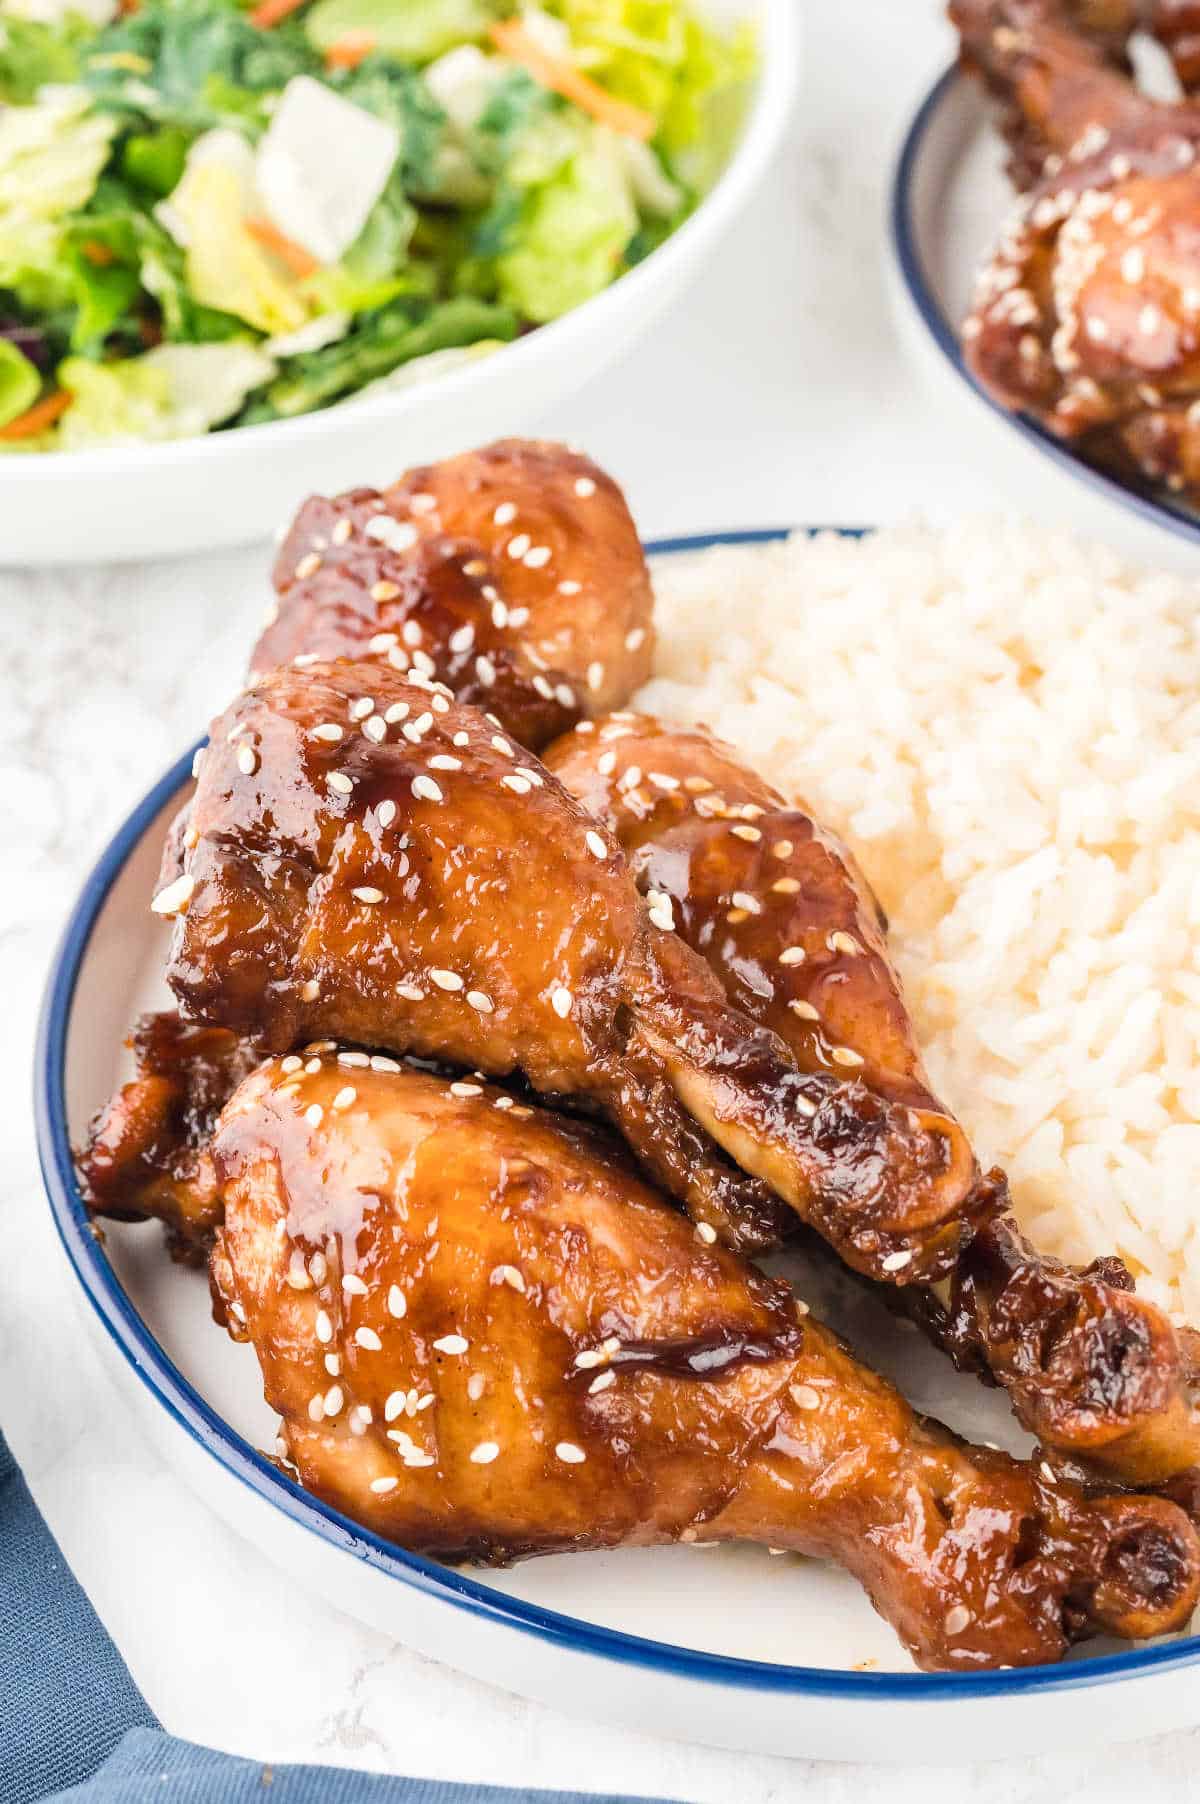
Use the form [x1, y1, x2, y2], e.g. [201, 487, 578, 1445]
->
[55, 336, 273, 444]
[0, 12, 90, 103]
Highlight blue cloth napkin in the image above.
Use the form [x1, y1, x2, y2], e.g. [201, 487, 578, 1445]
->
[1, 1431, 684, 1804]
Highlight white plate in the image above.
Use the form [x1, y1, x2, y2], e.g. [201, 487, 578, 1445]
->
[889, 65, 1200, 551]
[34, 532, 1200, 1763]
[0, 2, 798, 568]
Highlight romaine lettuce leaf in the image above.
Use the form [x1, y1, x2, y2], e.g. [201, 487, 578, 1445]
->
[0, 337, 41, 427]
[0, 11, 90, 103]
[242, 292, 515, 418]
[0, 89, 118, 220]
[495, 120, 635, 321]
[164, 132, 309, 333]
[304, 0, 500, 67]
[55, 336, 274, 444]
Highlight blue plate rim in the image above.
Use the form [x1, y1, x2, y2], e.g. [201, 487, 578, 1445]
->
[33, 524, 1200, 1703]
[889, 63, 1200, 547]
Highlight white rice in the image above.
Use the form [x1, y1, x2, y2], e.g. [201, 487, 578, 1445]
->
[641, 521, 1200, 1324]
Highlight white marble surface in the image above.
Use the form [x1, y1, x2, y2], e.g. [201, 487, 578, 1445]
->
[6, 2, 1200, 1797]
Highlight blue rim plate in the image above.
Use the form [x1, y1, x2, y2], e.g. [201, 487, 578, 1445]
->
[33, 528, 1200, 1705]
[891, 65, 1200, 549]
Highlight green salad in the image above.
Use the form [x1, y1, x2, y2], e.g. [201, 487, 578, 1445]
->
[0, 0, 753, 450]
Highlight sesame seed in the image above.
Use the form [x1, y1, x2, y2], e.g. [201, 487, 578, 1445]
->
[695, 1222, 718, 1245]
[449, 623, 475, 654]
[281, 1055, 303, 1073]
[475, 655, 496, 687]
[532, 676, 555, 700]
[831, 1046, 864, 1067]
[355, 1327, 383, 1352]
[434, 1334, 468, 1355]
[364, 516, 418, 552]
[410, 492, 437, 514]
[731, 824, 761, 843]
[828, 930, 860, 955]
[779, 947, 806, 965]
[304, 1057, 321, 1075]
[343, 1273, 368, 1297]
[429, 755, 462, 771]
[467, 1373, 485, 1400]
[586, 662, 604, 692]
[332, 518, 353, 545]
[349, 1404, 371, 1435]
[773, 840, 794, 858]
[555, 1442, 586, 1464]
[789, 1384, 820, 1411]
[313, 723, 343, 744]
[370, 1476, 399, 1495]
[309, 1252, 328, 1284]
[412, 775, 443, 803]
[585, 831, 608, 860]
[324, 1352, 341, 1376]
[524, 545, 551, 569]
[453, 731, 469, 747]
[385, 1392, 405, 1421]
[286, 1252, 311, 1290]
[470, 1441, 500, 1464]
[430, 969, 463, 992]
[372, 580, 401, 602]
[377, 800, 397, 828]
[398, 983, 425, 1001]
[338, 1050, 370, 1067]
[370, 1055, 400, 1073]
[597, 750, 616, 775]
[730, 891, 761, 914]
[555, 685, 575, 708]
[773, 877, 800, 893]
[625, 628, 646, 653]
[388, 647, 410, 671]
[362, 715, 387, 744]
[305, 1103, 324, 1128]
[646, 890, 675, 931]
[789, 999, 819, 1020]
[386, 1286, 406, 1320]
[507, 533, 531, 559]
[352, 887, 384, 904]
[294, 551, 321, 579]
[588, 1371, 615, 1394]
[332, 1085, 357, 1111]
[494, 1096, 513, 1110]
[881, 1250, 913, 1273]
[944, 1605, 971, 1637]
[574, 476, 596, 498]
[350, 697, 374, 721]
[502, 774, 531, 795]
[315, 1310, 333, 1343]
[150, 873, 195, 917]
[493, 501, 517, 525]
[450, 1081, 483, 1098]
[384, 702, 409, 724]
[491, 1264, 525, 1293]
[324, 1384, 344, 1417]
[491, 734, 514, 757]
[551, 986, 574, 1018]
[326, 772, 353, 796]
[558, 579, 581, 596]
[467, 990, 494, 1013]
[368, 632, 398, 653]
[308, 1394, 324, 1422]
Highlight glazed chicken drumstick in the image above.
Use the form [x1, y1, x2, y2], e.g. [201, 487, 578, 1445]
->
[255, 439, 654, 751]
[208, 1056, 1200, 1672]
[544, 712, 1200, 1490]
[152, 660, 989, 1283]
[952, 0, 1200, 503]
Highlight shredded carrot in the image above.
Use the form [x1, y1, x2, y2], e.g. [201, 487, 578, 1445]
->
[80, 239, 116, 267]
[117, 0, 141, 17]
[244, 217, 322, 279]
[249, 0, 305, 29]
[324, 29, 376, 68]
[0, 391, 73, 441]
[488, 19, 655, 140]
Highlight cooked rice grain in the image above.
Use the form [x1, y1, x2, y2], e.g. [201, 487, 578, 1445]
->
[642, 522, 1200, 1322]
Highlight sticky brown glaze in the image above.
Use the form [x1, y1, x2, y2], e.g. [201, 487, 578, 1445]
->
[547, 711, 1200, 1491]
[208, 1059, 1200, 1671]
[155, 661, 987, 1282]
[76, 1011, 255, 1261]
[255, 440, 654, 749]
[952, 0, 1200, 506]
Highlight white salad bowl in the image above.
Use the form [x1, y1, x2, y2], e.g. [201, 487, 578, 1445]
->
[34, 529, 1200, 1763]
[0, 0, 799, 567]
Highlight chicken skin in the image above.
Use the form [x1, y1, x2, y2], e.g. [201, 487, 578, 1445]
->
[544, 712, 1200, 1490]
[208, 1057, 1200, 1671]
[953, 0, 1200, 503]
[254, 440, 654, 750]
[153, 661, 990, 1284]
